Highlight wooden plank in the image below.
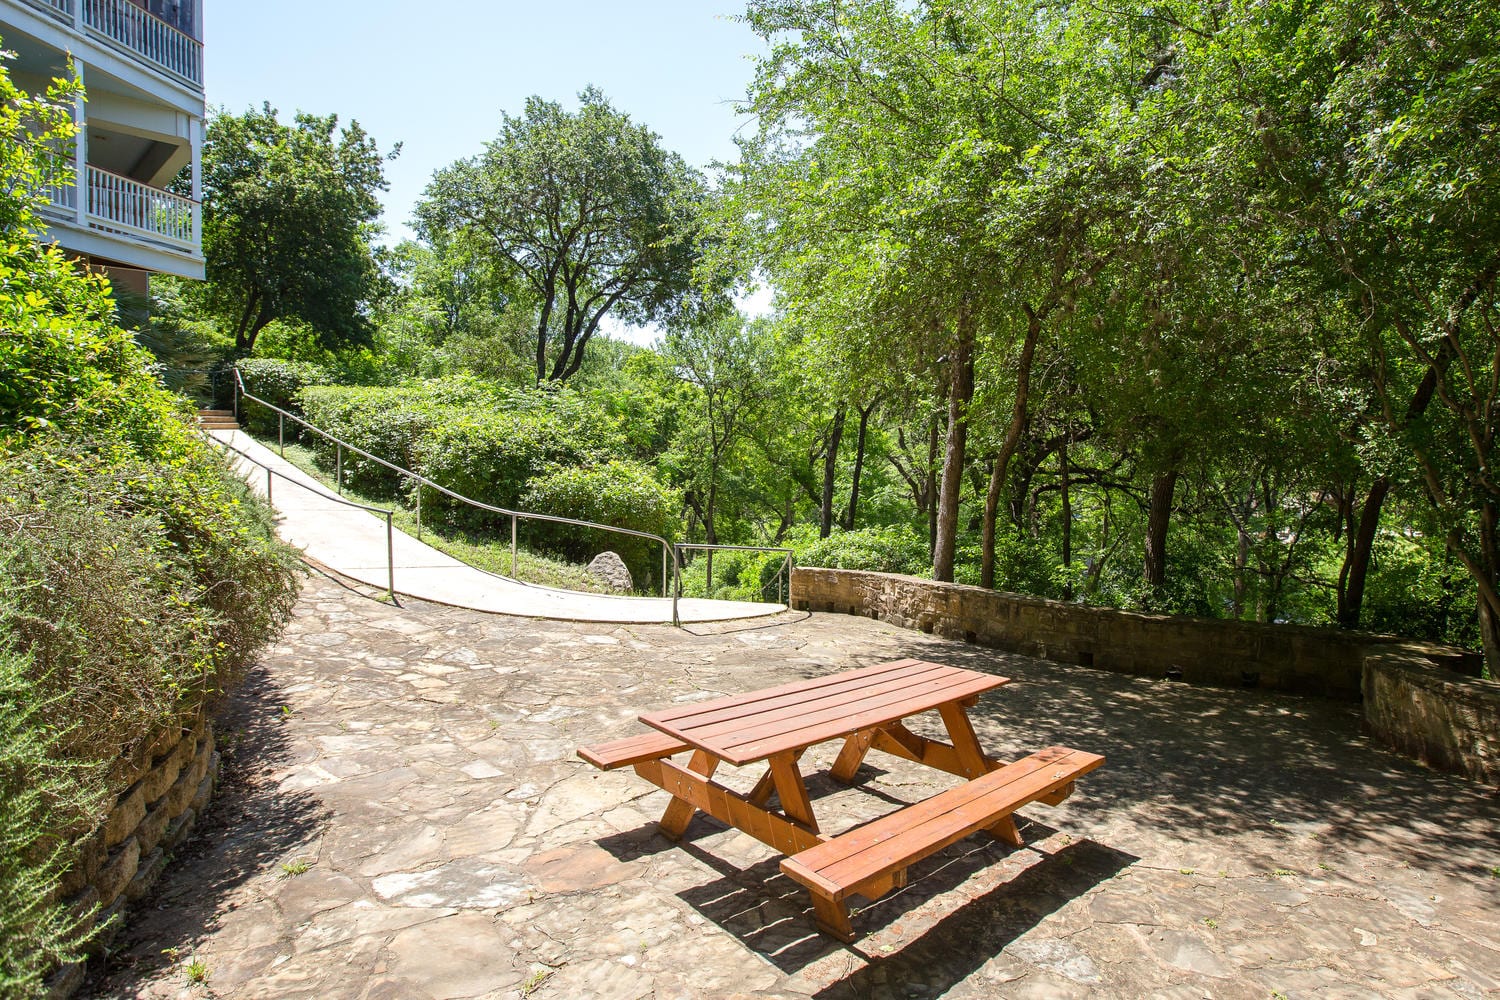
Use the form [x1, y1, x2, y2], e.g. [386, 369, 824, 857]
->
[829, 728, 877, 783]
[633, 757, 825, 856]
[687, 668, 994, 747]
[658, 750, 718, 839]
[871, 722, 1003, 778]
[645, 659, 925, 728]
[716, 673, 1007, 764]
[781, 747, 1104, 900]
[577, 731, 690, 771]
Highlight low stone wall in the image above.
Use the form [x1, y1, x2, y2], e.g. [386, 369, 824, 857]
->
[46, 712, 221, 997]
[790, 568, 1479, 700]
[1364, 651, 1500, 786]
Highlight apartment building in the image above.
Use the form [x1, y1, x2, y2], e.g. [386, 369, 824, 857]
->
[1, 0, 204, 295]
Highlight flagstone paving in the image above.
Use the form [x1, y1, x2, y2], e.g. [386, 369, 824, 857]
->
[86, 571, 1499, 999]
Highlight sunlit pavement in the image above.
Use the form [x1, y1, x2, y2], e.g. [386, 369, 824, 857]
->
[88, 572, 1499, 999]
[211, 429, 784, 626]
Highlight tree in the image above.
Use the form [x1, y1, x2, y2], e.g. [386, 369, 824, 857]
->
[418, 88, 711, 385]
[202, 104, 395, 355]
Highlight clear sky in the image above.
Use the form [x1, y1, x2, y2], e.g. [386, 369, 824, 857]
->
[203, 1, 767, 247]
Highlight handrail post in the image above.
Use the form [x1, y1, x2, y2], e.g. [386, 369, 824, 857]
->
[336, 443, 343, 495]
[415, 480, 422, 540]
[387, 511, 396, 602]
[278, 412, 284, 457]
[662, 544, 668, 598]
[511, 514, 518, 578]
[671, 543, 681, 627]
[266, 466, 272, 503]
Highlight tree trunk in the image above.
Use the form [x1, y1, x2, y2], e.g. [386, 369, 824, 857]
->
[933, 307, 976, 582]
[980, 307, 1042, 588]
[820, 405, 846, 538]
[1060, 439, 1073, 601]
[842, 399, 876, 530]
[1142, 468, 1178, 604]
[1337, 477, 1390, 628]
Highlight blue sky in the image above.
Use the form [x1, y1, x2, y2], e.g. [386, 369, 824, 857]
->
[204, 2, 767, 246]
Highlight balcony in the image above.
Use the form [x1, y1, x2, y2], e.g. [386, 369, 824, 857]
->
[47, 164, 199, 256]
[20, 0, 202, 87]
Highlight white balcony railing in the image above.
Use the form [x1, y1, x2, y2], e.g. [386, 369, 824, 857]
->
[81, 0, 203, 86]
[21, 0, 73, 21]
[85, 166, 197, 250]
[44, 165, 199, 255]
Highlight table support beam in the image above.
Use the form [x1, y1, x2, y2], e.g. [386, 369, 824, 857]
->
[871, 720, 1004, 779]
[635, 757, 825, 856]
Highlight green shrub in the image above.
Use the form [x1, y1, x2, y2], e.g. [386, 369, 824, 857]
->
[0, 166, 300, 990]
[234, 358, 332, 438]
[298, 377, 503, 497]
[0, 645, 106, 997]
[796, 525, 930, 576]
[678, 547, 792, 603]
[522, 461, 679, 591]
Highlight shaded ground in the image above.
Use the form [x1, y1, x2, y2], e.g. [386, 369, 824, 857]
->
[86, 571, 1500, 999]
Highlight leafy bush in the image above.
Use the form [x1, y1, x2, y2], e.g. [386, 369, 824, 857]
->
[234, 357, 332, 438]
[521, 461, 679, 590]
[0, 137, 300, 988]
[0, 645, 106, 996]
[298, 377, 504, 496]
[796, 525, 930, 576]
[417, 395, 625, 523]
[678, 547, 792, 603]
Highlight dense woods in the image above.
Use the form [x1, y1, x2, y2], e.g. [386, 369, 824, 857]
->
[170, 0, 1498, 668]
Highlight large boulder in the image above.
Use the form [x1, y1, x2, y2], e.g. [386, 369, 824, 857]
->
[586, 552, 633, 593]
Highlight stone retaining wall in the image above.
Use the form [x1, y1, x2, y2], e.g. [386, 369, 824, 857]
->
[1364, 651, 1500, 785]
[46, 712, 220, 997]
[790, 568, 1479, 700]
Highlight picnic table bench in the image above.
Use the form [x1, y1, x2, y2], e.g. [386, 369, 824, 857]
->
[578, 658, 1104, 941]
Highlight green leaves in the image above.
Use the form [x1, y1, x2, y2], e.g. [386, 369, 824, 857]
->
[201, 104, 396, 354]
[417, 88, 717, 384]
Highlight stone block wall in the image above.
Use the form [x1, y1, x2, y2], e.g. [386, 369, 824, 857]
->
[790, 568, 1479, 700]
[1364, 651, 1500, 786]
[46, 712, 220, 997]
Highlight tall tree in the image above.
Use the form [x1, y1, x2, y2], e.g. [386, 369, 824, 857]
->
[418, 88, 711, 385]
[201, 104, 395, 355]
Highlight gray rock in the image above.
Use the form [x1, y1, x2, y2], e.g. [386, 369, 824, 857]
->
[587, 551, 634, 592]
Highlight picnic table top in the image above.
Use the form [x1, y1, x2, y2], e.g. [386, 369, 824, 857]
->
[640, 657, 1009, 766]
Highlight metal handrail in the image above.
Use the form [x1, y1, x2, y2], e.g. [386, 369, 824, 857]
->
[231, 368, 695, 624]
[674, 543, 795, 606]
[205, 430, 398, 602]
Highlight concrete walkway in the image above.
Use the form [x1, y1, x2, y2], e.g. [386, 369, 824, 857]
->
[87, 574, 1500, 999]
[210, 429, 784, 625]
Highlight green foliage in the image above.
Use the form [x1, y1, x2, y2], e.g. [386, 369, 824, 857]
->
[417, 87, 719, 384]
[202, 103, 397, 354]
[0, 242, 181, 453]
[796, 526, 930, 577]
[0, 56, 301, 984]
[0, 44, 79, 239]
[415, 395, 626, 523]
[0, 647, 104, 998]
[522, 461, 679, 589]
[678, 547, 791, 603]
[235, 358, 332, 437]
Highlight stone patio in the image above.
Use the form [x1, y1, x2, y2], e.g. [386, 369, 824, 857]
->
[85, 570, 1500, 999]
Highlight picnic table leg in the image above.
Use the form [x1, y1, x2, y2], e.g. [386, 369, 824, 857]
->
[748, 748, 805, 806]
[768, 751, 820, 834]
[829, 728, 878, 783]
[659, 749, 719, 839]
[936, 702, 992, 779]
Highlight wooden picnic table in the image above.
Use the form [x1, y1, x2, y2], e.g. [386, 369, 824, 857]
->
[578, 657, 1104, 941]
